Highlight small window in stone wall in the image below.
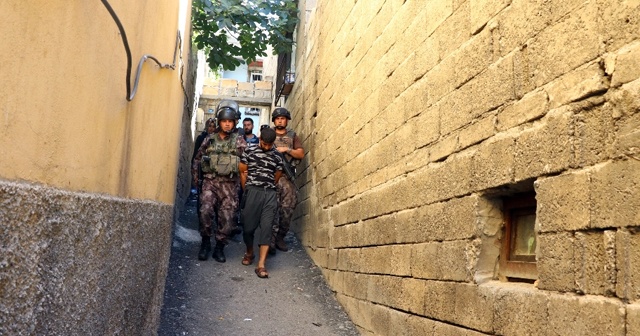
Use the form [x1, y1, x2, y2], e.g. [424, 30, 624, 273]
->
[499, 192, 538, 282]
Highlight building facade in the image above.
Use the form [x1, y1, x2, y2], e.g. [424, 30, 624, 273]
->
[282, 0, 640, 335]
[197, 58, 274, 131]
[0, 1, 193, 334]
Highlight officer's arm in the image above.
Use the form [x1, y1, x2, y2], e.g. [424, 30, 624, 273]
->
[287, 135, 304, 160]
[287, 147, 304, 160]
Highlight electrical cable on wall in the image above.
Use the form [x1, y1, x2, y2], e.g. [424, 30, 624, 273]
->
[99, 0, 183, 102]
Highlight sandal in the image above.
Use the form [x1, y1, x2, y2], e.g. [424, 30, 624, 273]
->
[241, 254, 255, 266]
[255, 267, 269, 278]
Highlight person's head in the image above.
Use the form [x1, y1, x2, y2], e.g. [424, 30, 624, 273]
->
[259, 127, 276, 151]
[216, 100, 239, 134]
[271, 108, 291, 130]
[206, 118, 216, 134]
[217, 108, 236, 134]
[242, 118, 254, 135]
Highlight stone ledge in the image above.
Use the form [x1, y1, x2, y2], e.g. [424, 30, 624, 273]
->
[0, 181, 173, 335]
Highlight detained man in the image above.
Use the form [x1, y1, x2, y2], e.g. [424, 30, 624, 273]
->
[238, 128, 284, 278]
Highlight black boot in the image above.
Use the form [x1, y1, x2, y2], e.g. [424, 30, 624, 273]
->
[198, 237, 211, 261]
[212, 241, 226, 263]
[268, 244, 277, 256]
[275, 234, 289, 252]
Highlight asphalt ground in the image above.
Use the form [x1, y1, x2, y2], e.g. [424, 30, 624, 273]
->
[158, 196, 359, 336]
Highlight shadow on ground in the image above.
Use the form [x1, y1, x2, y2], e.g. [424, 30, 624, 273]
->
[158, 197, 359, 336]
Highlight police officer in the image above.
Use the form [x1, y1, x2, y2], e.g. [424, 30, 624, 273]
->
[270, 107, 305, 253]
[193, 100, 247, 262]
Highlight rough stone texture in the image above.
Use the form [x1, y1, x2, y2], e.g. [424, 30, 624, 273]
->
[411, 240, 475, 282]
[544, 61, 610, 109]
[423, 280, 457, 322]
[513, 3, 600, 96]
[574, 231, 608, 295]
[396, 195, 479, 244]
[285, 0, 640, 333]
[616, 228, 640, 301]
[611, 41, 640, 87]
[546, 293, 625, 336]
[537, 232, 576, 292]
[628, 303, 640, 336]
[470, 0, 511, 36]
[535, 171, 591, 233]
[609, 78, 640, 119]
[405, 315, 440, 336]
[590, 159, 640, 229]
[470, 134, 516, 191]
[360, 245, 412, 276]
[493, 283, 549, 336]
[366, 275, 402, 309]
[433, 322, 490, 336]
[573, 101, 617, 168]
[342, 271, 369, 301]
[513, 108, 574, 181]
[453, 284, 495, 333]
[0, 181, 173, 335]
[497, 89, 549, 131]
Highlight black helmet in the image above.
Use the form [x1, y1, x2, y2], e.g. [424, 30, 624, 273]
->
[271, 107, 291, 122]
[216, 99, 239, 115]
[235, 110, 242, 120]
[217, 107, 236, 121]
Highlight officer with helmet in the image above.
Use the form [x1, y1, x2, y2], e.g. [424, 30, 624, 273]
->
[270, 107, 305, 253]
[192, 99, 247, 262]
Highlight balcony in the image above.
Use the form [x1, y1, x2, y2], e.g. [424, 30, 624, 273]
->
[275, 53, 294, 104]
[201, 78, 272, 107]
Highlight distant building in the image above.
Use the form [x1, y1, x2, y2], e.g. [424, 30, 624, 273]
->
[194, 55, 272, 133]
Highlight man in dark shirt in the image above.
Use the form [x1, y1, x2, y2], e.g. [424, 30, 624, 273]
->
[238, 128, 283, 278]
[192, 118, 215, 164]
[242, 117, 259, 146]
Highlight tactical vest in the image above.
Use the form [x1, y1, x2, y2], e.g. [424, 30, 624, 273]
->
[201, 133, 240, 176]
[274, 129, 301, 168]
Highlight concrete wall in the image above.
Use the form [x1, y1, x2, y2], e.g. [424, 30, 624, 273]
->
[0, 0, 192, 334]
[286, 0, 640, 335]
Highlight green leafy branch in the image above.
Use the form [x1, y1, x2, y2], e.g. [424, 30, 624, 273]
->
[192, 0, 299, 70]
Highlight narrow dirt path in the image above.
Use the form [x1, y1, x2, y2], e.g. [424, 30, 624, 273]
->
[158, 197, 359, 336]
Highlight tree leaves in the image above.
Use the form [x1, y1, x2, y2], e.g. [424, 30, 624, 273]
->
[192, 0, 299, 71]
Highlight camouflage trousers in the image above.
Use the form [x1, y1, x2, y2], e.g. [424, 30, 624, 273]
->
[199, 176, 239, 244]
[271, 176, 297, 243]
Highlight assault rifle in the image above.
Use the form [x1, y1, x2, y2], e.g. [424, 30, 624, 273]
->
[275, 151, 298, 191]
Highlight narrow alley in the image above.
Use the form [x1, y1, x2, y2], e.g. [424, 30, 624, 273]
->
[157, 196, 358, 336]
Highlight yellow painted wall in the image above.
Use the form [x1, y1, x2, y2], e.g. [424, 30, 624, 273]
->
[0, 0, 192, 204]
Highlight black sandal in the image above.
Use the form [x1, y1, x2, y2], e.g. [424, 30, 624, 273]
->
[241, 254, 255, 266]
[255, 267, 269, 278]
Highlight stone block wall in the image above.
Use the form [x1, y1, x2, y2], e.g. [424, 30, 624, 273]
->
[286, 0, 640, 334]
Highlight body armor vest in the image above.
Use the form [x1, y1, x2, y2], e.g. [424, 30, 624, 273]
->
[274, 129, 301, 168]
[201, 133, 240, 176]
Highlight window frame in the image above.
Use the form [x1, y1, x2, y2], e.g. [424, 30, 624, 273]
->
[499, 193, 538, 281]
[250, 70, 263, 82]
